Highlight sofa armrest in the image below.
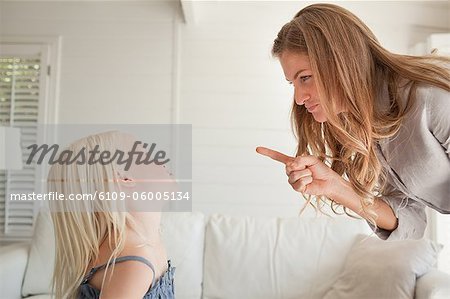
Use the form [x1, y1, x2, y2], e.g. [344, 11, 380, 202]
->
[0, 242, 30, 299]
[415, 269, 450, 299]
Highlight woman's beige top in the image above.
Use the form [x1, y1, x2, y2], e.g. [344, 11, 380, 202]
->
[368, 81, 449, 240]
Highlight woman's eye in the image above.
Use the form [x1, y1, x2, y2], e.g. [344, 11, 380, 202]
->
[299, 76, 311, 82]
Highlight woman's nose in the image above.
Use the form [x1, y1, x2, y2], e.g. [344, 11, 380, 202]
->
[294, 87, 310, 105]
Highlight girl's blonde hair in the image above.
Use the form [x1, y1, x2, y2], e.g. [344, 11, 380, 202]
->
[47, 131, 148, 299]
[272, 4, 450, 224]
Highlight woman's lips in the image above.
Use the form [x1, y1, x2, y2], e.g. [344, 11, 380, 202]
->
[306, 104, 319, 112]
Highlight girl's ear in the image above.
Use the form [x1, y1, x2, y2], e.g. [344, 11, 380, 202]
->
[117, 170, 136, 188]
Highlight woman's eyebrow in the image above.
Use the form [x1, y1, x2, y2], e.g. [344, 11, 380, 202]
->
[286, 69, 308, 82]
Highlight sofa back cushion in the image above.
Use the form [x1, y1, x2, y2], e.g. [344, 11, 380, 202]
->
[323, 234, 441, 299]
[161, 212, 205, 299]
[202, 214, 371, 299]
[22, 211, 205, 299]
[22, 211, 55, 297]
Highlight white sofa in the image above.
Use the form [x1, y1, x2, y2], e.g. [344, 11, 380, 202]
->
[0, 212, 449, 299]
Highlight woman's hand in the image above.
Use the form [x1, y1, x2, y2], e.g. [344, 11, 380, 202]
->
[256, 146, 399, 231]
[256, 146, 343, 198]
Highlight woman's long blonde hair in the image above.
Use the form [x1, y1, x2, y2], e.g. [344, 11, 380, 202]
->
[272, 4, 450, 223]
[48, 131, 148, 299]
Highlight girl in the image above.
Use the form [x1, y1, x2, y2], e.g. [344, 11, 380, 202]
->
[48, 131, 175, 298]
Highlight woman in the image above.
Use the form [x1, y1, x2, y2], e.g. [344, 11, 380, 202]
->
[257, 3, 449, 240]
[48, 131, 175, 298]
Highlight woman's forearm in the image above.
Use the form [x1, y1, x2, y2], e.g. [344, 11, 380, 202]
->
[329, 179, 398, 231]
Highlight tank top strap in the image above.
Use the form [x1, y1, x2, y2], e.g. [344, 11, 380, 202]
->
[82, 255, 156, 286]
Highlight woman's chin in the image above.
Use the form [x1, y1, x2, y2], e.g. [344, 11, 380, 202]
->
[312, 113, 327, 123]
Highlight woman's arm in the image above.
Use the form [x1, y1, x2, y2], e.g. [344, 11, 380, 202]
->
[426, 84, 450, 157]
[329, 178, 398, 231]
[256, 146, 427, 240]
[316, 165, 428, 240]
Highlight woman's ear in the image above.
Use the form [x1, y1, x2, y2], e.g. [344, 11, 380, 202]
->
[116, 170, 136, 188]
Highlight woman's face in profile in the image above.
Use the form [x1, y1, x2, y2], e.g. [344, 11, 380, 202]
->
[279, 51, 327, 123]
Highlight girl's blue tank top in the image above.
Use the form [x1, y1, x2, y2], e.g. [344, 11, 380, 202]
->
[79, 255, 175, 299]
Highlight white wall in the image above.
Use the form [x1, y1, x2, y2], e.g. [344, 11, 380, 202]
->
[1, 1, 449, 218]
[1, 0, 178, 124]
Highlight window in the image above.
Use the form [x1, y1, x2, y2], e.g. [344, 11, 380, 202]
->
[0, 38, 59, 243]
[436, 212, 450, 273]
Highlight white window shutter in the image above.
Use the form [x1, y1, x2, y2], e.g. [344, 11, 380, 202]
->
[0, 44, 47, 241]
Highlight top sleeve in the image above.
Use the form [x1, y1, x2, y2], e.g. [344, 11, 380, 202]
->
[426, 85, 450, 157]
[366, 182, 427, 241]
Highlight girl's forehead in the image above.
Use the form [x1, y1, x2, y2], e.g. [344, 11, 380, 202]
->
[113, 133, 138, 147]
